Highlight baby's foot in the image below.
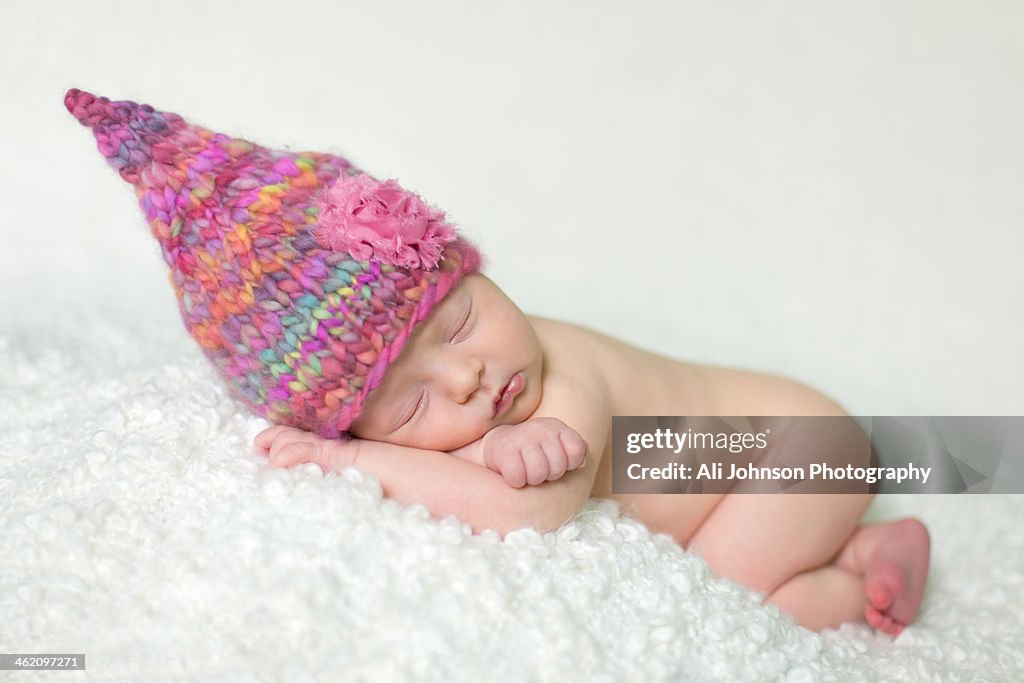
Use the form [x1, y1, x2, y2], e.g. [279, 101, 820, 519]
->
[862, 518, 930, 636]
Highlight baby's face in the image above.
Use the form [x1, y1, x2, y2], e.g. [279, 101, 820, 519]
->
[349, 273, 544, 451]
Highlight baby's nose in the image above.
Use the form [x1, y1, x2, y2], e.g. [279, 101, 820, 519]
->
[441, 354, 484, 404]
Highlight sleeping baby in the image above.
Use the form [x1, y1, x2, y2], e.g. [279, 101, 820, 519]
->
[66, 87, 930, 636]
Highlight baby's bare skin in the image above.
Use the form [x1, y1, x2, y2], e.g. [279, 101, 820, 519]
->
[525, 314, 930, 634]
[256, 273, 930, 635]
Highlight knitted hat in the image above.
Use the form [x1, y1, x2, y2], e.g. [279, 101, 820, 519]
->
[65, 87, 482, 439]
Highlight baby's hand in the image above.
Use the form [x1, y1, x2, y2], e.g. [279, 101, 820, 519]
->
[254, 425, 360, 472]
[481, 418, 588, 488]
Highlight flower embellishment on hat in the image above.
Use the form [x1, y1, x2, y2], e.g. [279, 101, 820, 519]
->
[313, 174, 457, 270]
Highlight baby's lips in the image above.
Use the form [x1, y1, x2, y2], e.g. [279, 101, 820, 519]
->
[493, 372, 526, 418]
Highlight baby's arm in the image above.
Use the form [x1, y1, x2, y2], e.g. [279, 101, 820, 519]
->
[256, 426, 579, 536]
[255, 370, 610, 537]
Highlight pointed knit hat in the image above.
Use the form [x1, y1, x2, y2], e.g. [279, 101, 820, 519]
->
[65, 88, 483, 438]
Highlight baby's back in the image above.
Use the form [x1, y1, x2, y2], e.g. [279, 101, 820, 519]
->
[530, 314, 843, 421]
[527, 314, 708, 417]
[526, 315, 846, 540]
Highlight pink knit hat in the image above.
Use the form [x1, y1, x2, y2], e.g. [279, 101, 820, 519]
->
[65, 88, 483, 438]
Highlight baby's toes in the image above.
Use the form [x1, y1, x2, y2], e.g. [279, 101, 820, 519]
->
[865, 604, 885, 630]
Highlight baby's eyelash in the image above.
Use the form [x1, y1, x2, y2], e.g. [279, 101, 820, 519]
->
[401, 391, 427, 428]
[449, 302, 472, 342]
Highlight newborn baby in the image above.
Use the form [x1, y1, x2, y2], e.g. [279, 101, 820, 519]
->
[65, 87, 929, 637]
[255, 272, 930, 636]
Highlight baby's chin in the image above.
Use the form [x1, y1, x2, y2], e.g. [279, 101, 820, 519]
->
[441, 430, 491, 451]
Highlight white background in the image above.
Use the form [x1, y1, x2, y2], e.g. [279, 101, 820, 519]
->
[2, 0, 1022, 415]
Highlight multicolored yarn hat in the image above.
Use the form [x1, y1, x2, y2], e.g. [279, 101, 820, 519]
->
[65, 87, 483, 439]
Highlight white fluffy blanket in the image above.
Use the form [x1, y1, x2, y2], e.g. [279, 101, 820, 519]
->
[2, 313, 1022, 681]
[4, 2, 1023, 679]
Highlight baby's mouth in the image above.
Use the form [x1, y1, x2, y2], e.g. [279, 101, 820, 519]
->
[493, 372, 525, 418]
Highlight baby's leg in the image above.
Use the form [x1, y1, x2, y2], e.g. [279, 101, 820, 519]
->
[688, 495, 930, 634]
[686, 492, 871, 624]
[760, 565, 865, 631]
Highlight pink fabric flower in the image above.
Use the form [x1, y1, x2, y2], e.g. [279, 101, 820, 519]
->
[312, 173, 457, 270]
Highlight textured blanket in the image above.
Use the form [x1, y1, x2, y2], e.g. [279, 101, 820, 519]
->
[2, 311, 1022, 681]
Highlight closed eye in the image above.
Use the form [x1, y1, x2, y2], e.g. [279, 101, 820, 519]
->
[449, 301, 472, 343]
[398, 390, 427, 429]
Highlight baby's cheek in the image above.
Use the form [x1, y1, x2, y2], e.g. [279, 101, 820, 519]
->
[421, 419, 489, 452]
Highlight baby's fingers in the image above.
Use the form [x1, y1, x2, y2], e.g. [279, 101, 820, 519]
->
[523, 444, 551, 486]
[559, 429, 588, 470]
[255, 426, 338, 471]
[268, 441, 324, 469]
[500, 455, 528, 489]
[254, 424, 300, 454]
[541, 440, 569, 481]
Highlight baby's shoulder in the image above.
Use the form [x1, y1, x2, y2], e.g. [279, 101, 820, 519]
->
[527, 315, 594, 346]
[695, 365, 849, 416]
[526, 315, 647, 390]
[527, 315, 618, 365]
